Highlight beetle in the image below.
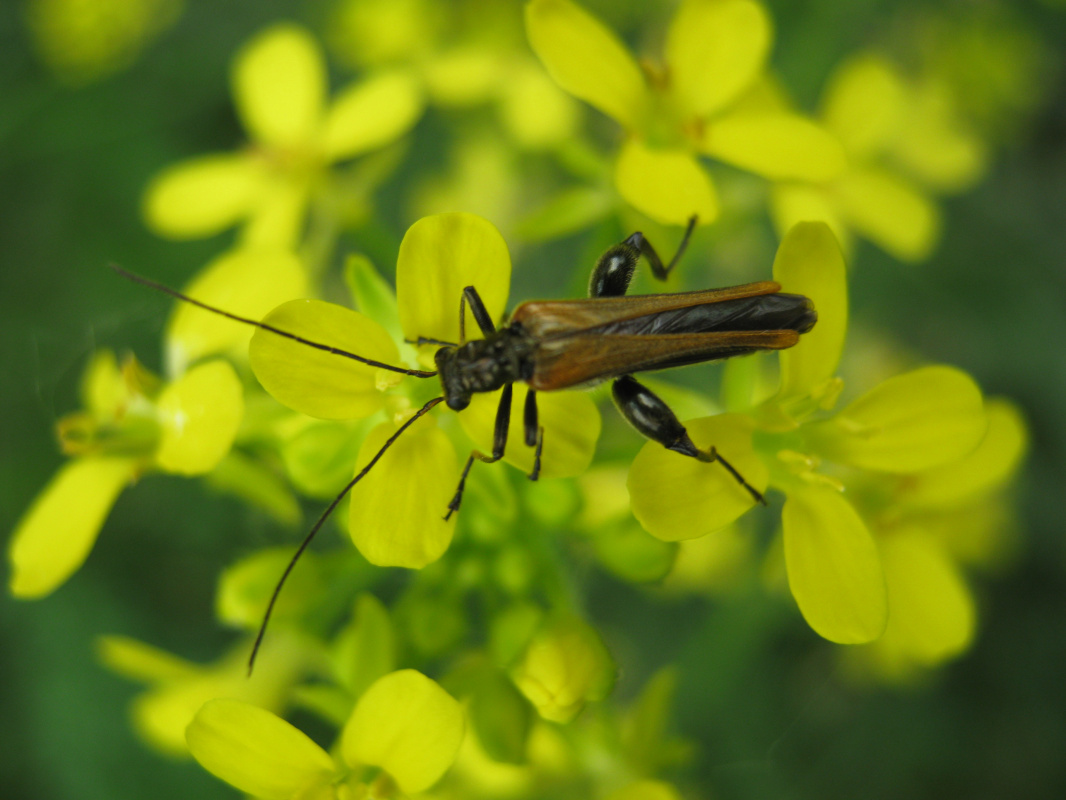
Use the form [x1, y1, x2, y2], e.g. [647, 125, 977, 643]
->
[113, 216, 816, 669]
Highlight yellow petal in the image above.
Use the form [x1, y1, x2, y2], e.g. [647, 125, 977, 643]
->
[525, 0, 647, 128]
[322, 71, 423, 160]
[187, 699, 335, 799]
[628, 414, 766, 541]
[614, 138, 718, 226]
[666, 0, 771, 118]
[9, 457, 138, 598]
[348, 418, 458, 568]
[80, 349, 126, 417]
[239, 174, 312, 250]
[232, 23, 325, 148]
[890, 82, 988, 193]
[459, 384, 601, 478]
[499, 60, 581, 149]
[807, 366, 986, 473]
[342, 669, 465, 794]
[165, 247, 307, 375]
[772, 221, 848, 402]
[248, 299, 399, 420]
[396, 212, 511, 346]
[699, 112, 846, 181]
[905, 398, 1028, 508]
[822, 54, 906, 158]
[769, 184, 851, 256]
[782, 484, 887, 643]
[511, 617, 614, 723]
[155, 360, 244, 475]
[834, 168, 940, 262]
[97, 635, 201, 684]
[142, 154, 262, 239]
[871, 531, 975, 669]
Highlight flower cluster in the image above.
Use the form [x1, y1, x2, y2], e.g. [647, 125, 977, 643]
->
[8, 3, 1042, 799]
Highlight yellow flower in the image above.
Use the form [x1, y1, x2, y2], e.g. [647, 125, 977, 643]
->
[771, 52, 988, 261]
[143, 23, 423, 247]
[626, 222, 989, 644]
[247, 212, 600, 569]
[8, 351, 243, 598]
[526, 0, 844, 225]
[186, 669, 464, 797]
[97, 629, 314, 757]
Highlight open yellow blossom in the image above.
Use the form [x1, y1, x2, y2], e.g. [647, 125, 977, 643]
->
[627, 222, 988, 644]
[8, 351, 243, 599]
[143, 23, 423, 247]
[186, 669, 464, 797]
[772, 53, 988, 261]
[526, 0, 844, 225]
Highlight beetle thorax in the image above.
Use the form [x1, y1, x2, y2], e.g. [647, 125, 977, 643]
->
[434, 326, 535, 411]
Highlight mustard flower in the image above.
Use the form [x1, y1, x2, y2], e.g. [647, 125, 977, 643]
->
[843, 398, 1028, 679]
[186, 669, 464, 797]
[626, 222, 988, 644]
[771, 52, 988, 261]
[8, 350, 242, 598]
[97, 629, 314, 757]
[143, 23, 423, 248]
[526, 0, 845, 226]
[247, 212, 599, 569]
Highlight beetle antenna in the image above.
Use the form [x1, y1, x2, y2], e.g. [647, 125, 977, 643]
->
[248, 395, 444, 675]
[110, 264, 437, 378]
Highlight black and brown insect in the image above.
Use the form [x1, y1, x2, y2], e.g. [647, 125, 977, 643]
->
[115, 216, 816, 669]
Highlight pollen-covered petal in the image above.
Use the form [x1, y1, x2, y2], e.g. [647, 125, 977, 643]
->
[142, 154, 263, 239]
[782, 484, 887, 644]
[772, 221, 848, 401]
[396, 212, 511, 346]
[525, 0, 647, 129]
[665, 0, 771, 118]
[322, 71, 423, 160]
[904, 398, 1028, 508]
[614, 138, 718, 226]
[698, 113, 846, 181]
[165, 248, 307, 375]
[342, 669, 465, 794]
[628, 415, 766, 541]
[834, 168, 940, 262]
[806, 366, 986, 474]
[822, 54, 906, 158]
[155, 360, 243, 476]
[187, 699, 335, 799]
[9, 457, 138, 598]
[872, 530, 975, 669]
[232, 23, 325, 148]
[459, 385, 600, 479]
[249, 299, 399, 420]
[80, 349, 126, 417]
[348, 418, 458, 568]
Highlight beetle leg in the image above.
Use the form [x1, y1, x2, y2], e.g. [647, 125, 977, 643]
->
[611, 374, 766, 506]
[446, 383, 512, 519]
[523, 389, 544, 480]
[406, 336, 458, 347]
[589, 215, 698, 297]
[459, 285, 497, 344]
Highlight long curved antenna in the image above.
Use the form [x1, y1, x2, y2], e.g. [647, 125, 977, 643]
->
[111, 264, 437, 378]
[248, 395, 445, 675]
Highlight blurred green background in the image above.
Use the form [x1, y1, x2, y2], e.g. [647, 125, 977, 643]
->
[2, 0, 1065, 798]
